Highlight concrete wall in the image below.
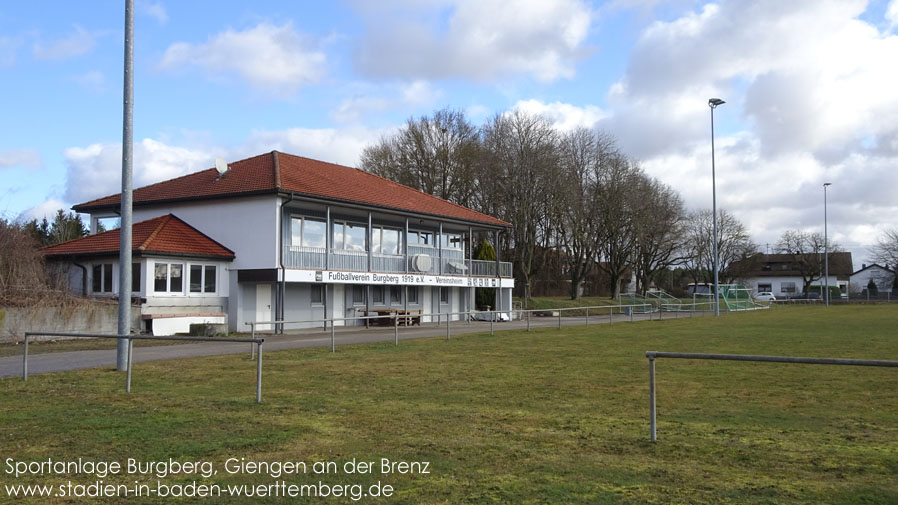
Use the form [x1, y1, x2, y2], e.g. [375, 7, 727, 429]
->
[0, 301, 141, 342]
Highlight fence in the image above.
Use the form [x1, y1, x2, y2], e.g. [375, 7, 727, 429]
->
[644, 351, 898, 441]
[21, 332, 265, 402]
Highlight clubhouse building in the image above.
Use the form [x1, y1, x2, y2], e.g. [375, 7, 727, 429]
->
[43, 151, 513, 335]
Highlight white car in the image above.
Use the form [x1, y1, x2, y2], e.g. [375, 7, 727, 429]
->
[753, 292, 776, 301]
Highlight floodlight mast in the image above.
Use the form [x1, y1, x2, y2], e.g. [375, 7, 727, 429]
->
[117, 0, 134, 371]
[709, 98, 725, 316]
[824, 182, 832, 307]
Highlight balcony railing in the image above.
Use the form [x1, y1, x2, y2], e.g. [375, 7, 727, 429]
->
[283, 245, 512, 278]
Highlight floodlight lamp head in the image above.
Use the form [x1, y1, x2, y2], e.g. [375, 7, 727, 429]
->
[709, 98, 725, 108]
[823, 182, 832, 187]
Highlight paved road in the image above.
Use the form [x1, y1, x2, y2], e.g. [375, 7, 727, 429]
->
[0, 310, 709, 379]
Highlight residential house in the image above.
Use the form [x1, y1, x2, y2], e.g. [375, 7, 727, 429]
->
[732, 252, 852, 298]
[849, 264, 896, 297]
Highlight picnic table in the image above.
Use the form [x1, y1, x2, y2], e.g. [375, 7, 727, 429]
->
[356, 308, 422, 326]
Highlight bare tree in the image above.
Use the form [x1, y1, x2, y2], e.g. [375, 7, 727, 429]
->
[480, 111, 560, 304]
[360, 107, 480, 207]
[555, 129, 617, 299]
[776, 229, 840, 293]
[595, 153, 640, 298]
[632, 176, 686, 294]
[871, 228, 898, 269]
[681, 209, 757, 285]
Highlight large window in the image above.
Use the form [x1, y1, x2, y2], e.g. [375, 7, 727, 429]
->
[154, 263, 183, 293]
[189, 265, 217, 294]
[409, 230, 433, 247]
[311, 284, 324, 305]
[352, 285, 366, 305]
[92, 263, 113, 293]
[441, 233, 462, 250]
[372, 226, 401, 255]
[390, 286, 401, 304]
[780, 281, 796, 294]
[334, 222, 367, 251]
[291, 217, 326, 248]
[132, 263, 141, 293]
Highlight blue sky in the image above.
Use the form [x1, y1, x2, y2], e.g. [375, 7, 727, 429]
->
[2, 0, 898, 267]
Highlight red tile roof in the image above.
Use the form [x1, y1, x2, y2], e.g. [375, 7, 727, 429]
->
[42, 214, 235, 260]
[74, 151, 509, 227]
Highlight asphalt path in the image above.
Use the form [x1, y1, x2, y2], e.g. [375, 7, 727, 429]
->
[0, 309, 711, 379]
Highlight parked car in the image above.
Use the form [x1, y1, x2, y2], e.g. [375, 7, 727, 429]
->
[790, 292, 821, 300]
[753, 292, 776, 301]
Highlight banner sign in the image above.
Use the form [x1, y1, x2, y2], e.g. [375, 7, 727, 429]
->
[285, 269, 514, 288]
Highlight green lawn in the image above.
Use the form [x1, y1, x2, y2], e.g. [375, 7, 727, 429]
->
[1, 305, 897, 504]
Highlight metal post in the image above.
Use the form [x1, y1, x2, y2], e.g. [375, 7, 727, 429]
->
[126, 337, 133, 393]
[585, 307, 589, 327]
[609, 307, 613, 325]
[709, 98, 725, 317]
[490, 312, 494, 336]
[824, 182, 831, 307]
[447, 315, 451, 340]
[649, 356, 656, 442]
[558, 312, 562, 329]
[630, 307, 634, 323]
[331, 320, 335, 352]
[527, 310, 531, 331]
[256, 342, 263, 403]
[22, 335, 28, 381]
[394, 315, 399, 345]
[117, 0, 135, 371]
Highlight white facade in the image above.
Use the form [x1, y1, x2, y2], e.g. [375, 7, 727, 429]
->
[744, 276, 848, 298]
[849, 265, 895, 296]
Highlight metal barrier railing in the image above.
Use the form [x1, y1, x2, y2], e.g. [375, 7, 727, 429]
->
[245, 302, 696, 356]
[22, 332, 265, 402]
[644, 351, 898, 441]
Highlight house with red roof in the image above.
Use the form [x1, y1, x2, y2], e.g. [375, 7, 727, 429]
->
[48, 151, 513, 335]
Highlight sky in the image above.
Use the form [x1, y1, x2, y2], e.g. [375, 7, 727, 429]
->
[2, 0, 898, 269]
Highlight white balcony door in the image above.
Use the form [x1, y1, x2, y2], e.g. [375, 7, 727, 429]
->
[332, 284, 345, 326]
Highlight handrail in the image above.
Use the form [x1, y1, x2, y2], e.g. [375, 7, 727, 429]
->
[22, 332, 265, 402]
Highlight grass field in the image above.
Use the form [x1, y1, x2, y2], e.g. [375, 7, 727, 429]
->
[1, 305, 896, 504]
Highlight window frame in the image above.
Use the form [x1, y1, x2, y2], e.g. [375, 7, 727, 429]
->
[333, 221, 368, 252]
[440, 286, 449, 304]
[153, 261, 185, 294]
[371, 226, 402, 255]
[311, 284, 324, 305]
[291, 216, 327, 249]
[189, 263, 218, 294]
[91, 263, 114, 294]
[409, 230, 434, 247]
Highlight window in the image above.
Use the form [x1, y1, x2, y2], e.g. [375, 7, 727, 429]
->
[132, 263, 141, 292]
[440, 287, 449, 304]
[780, 281, 796, 294]
[334, 222, 367, 251]
[441, 233, 462, 250]
[373, 285, 385, 304]
[291, 217, 326, 248]
[154, 263, 184, 293]
[408, 286, 418, 304]
[390, 286, 401, 304]
[311, 284, 324, 305]
[372, 226, 401, 255]
[352, 285, 366, 305]
[757, 283, 772, 293]
[92, 263, 113, 293]
[189, 264, 217, 294]
[409, 230, 433, 247]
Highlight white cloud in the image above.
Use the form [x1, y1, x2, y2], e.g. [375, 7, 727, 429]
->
[331, 80, 442, 123]
[138, 0, 168, 24]
[887, 0, 898, 30]
[32, 25, 97, 60]
[63, 140, 213, 204]
[18, 198, 67, 222]
[511, 99, 607, 132]
[353, 0, 592, 82]
[61, 126, 390, 205]
[159, 22, 326, 96]
[0, 149, 41, 170]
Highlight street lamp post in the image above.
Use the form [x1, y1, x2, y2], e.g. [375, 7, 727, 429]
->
[824, 182, 832, 307]
[709, 98, 725, 316]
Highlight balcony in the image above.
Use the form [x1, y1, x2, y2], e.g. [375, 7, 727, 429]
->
[283, 245, 512, 278]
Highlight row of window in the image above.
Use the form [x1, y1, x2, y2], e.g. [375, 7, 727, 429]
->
[312, 285, 449, 306]
[92, 262, 217, 294]
[291, 216, 463, 254]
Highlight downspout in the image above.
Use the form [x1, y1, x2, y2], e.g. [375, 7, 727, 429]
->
[278, 192, 294, 334]
[73, 260, 88, 296]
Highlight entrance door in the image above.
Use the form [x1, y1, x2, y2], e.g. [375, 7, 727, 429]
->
[256, 284, 272, 330]
[332, 284, 345, 326]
